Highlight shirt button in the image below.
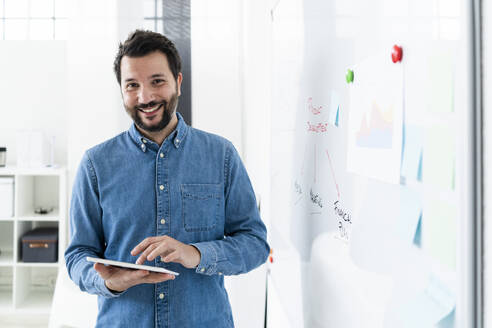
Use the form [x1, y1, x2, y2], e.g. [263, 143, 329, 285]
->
[160, 153, 164, 158]
[159, 185, 164, 191]
[143, 139, 147, 144]
[160, 219, 166, 224]
[176, 138, 180, 143]
[200, 268, 205, 272]
[159, 293, 165, 299]
[218, 272, 223, 275]
[140, 144, 146, 151]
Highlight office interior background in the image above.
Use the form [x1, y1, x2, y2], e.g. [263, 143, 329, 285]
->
[0, 0, 490, 327]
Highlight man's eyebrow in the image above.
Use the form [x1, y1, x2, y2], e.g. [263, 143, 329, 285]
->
[124, 74, 167, 83]
[149, 73, 166, 79]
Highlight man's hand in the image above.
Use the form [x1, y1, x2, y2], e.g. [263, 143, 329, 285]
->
[131, 235, 201, 269]
[93, 263, 174, 293]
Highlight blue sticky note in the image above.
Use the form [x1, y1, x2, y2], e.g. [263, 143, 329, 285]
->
[335, 106, 339, 126]
[417, 151, 423, 181]
[401, 125, 424, 181]
[437, 309, 455, 328]
[394, 274, 455, 328]
[398, 187, 422, 245]
[413, 213, 422, 247]
[329, 90, 340, 127]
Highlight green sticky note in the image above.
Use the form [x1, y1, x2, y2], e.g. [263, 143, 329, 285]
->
[423, 126, 455, 190]
[427, 52, 454, 113]
[422, 201, 456, 270]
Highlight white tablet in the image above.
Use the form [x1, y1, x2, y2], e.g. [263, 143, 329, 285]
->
[87, 257, 179, 276]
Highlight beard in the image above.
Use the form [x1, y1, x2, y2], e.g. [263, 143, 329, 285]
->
[126, 91, 179, 133]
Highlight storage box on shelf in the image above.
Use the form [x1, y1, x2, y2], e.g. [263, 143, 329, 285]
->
[0, 166, 66, 316]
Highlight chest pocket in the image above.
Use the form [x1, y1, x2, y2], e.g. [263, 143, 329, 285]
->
[181, 183, 221, 232]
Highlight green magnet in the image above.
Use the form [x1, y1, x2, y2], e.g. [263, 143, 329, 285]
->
[346, 69, 354, 83]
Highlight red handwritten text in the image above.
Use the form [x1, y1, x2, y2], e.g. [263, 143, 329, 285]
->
[307, 97, 323, 115]
[307, 121, 329, 133]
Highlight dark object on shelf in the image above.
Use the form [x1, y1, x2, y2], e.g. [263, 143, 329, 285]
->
[0, 147, 6, 167]
[21, 227, 58, 263]
[34, 206, 54, 215]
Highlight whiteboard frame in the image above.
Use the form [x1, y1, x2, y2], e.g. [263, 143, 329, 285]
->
[471, 0, 483, 327]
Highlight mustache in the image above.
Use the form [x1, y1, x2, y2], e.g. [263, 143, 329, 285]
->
[135, 100, 166, 111]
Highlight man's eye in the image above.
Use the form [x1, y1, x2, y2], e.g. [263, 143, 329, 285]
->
[126, 83, 138, 89]
[152, 79, 165, 85]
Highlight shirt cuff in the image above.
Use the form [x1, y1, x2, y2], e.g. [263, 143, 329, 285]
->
[94, 274, 125, 298]
[190, 241, 223, 276]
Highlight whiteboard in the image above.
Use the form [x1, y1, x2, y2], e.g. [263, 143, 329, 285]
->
[268, 0, 478, 327]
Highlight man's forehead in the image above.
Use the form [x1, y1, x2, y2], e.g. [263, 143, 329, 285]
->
[121, 52, 172, 77]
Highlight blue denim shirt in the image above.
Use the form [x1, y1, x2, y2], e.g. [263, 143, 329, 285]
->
[65, 113, 269, 328]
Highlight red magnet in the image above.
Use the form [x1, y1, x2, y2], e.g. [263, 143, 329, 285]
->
[391, 45, 403, 63]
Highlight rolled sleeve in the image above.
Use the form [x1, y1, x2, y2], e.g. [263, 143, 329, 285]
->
[191, 241, 225, 276]
[65, 152, 118, 298]
[94, 274, 125, 298]
[191, 144, 269, 276]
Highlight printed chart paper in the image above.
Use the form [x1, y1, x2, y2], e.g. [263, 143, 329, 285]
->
[347, 53, 403, 184]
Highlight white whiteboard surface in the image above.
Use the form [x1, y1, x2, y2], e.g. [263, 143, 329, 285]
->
[268, 0, 477, 327]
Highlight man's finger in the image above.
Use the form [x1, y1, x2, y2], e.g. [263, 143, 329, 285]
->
[162, 250, 179, 263]
[131, 236, 159, 256]
[147, 243, 170, 261]
[136, 243, 159, 264]
[141, 272, 175, 284]
[94, 263, 113, 279]
[129, 269, 150, 280]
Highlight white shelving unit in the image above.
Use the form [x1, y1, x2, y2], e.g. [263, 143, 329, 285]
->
[0, 166, 66, 317]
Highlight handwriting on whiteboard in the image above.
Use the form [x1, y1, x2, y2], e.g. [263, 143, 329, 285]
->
[294, 181, 302, 195]
[334, 200, 352, 241]
[310, 188, 323, 208]
[307, 121, 329, 133]
[307, 97, 323, 115]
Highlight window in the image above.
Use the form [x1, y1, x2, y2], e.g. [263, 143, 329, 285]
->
[143, 0, 163, 33]
[141, 0, 192, 125]
[0, 0, 67, 40]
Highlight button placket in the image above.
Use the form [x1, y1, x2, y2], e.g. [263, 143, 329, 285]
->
[156, 145, 170, 238]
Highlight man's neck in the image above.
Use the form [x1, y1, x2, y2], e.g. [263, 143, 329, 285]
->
[137, 113, 179, 146]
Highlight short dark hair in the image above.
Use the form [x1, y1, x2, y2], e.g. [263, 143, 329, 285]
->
[113, 29, 182, 85]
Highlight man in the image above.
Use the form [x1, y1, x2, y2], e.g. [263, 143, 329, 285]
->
[65, 30, 269, 327]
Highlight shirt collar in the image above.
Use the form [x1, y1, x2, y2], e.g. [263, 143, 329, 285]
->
[128, 112, 189, 152]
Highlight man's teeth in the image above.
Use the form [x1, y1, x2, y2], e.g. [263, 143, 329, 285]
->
[141, 105, 160, 113]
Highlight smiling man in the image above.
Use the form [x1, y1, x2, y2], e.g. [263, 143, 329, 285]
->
[65, 30, 269, 328]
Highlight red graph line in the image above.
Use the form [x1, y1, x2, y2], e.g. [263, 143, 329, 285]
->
[325, 149, 341, 199]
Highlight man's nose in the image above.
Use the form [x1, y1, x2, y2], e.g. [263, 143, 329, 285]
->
[137, 86, 155, 105]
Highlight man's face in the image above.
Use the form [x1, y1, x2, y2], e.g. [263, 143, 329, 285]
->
[120, 51, 182, 133]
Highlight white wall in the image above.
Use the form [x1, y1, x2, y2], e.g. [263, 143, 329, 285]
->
[190, 0, 243, 154]
[66, 0, 137, 183]
[191, 1, 273, 327]
[0, 41, 67, 166]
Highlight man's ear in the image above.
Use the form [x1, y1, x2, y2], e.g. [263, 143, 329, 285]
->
[177, 72, 183, 96]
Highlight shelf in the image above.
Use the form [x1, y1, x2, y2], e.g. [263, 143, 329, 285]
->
[0, 290, 12, 309]
[0, 166, 65, 176]
[17, 208, 60, 222]
[15, 290, 53, 314]
[16, 262, 59, 268]
[1, 166, 66, 317]
[0, 250, 14, 266]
